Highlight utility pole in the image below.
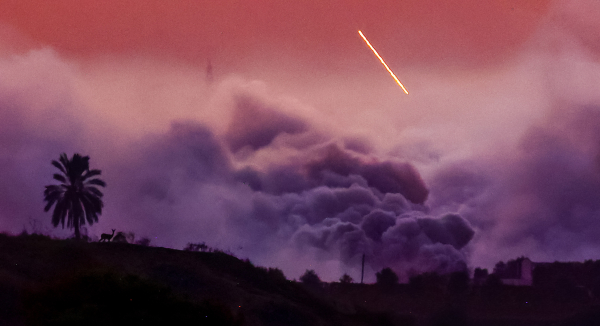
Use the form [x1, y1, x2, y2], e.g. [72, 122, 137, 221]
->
[361, 254, 365, 284]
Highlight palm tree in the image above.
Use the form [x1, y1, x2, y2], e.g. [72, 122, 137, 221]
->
[43, 153, 106, 240]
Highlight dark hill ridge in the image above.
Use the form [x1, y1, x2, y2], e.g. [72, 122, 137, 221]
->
[3, 233, 600, 326]
[0, 233, 410, 326]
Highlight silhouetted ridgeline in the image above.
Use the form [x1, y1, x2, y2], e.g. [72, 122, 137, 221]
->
[1, 233, 600, 326]
[480, 256, 600, 295]
[0, 233, 413, 326]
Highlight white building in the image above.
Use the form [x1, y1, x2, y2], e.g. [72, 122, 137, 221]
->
[500, 257, 533, 286]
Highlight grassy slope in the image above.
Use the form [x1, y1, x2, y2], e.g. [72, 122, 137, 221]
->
[0, 233, 410, 326]
[1, 233, 599, 326]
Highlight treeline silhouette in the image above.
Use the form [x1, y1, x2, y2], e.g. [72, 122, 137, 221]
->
[295, 259, 600, 305]
[6, 232, 600, 326]
[295, 260, 600, 326]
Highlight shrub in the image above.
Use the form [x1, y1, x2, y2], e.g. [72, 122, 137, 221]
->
[135, 237, 151, 246]
[112, 232, 127, 243]
[112, 231, 135, 243]
[267, 268, 287, 282]
[339, 273, 354, 284]
[300, 270, 321, 288]
[184, 242, 209, 252]
[376, 267, 399, 287]
[473, 267, 488, 280]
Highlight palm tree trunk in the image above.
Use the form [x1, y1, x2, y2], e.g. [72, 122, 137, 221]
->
[73, 213, 81, 240]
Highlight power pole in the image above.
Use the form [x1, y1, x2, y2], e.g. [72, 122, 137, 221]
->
[361, 254, 365, 284]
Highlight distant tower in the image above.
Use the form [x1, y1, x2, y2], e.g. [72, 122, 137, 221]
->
[206, 59, 213, 84]
[361, 254, 365, 284]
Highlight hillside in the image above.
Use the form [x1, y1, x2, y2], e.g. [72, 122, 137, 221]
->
[0, 233, 412, 326]
[1, 233, 600, 326]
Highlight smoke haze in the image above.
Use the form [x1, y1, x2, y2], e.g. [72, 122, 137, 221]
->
[0, 1, 599, 282]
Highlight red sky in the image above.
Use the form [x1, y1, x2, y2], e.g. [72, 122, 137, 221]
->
[0, 0, 551, 69]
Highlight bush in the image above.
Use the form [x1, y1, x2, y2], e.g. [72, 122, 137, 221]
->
[376, 267, 399, 287]
[135, 237, 151, 246]
[300, 270, 321, 288]
[267, 268, 287, 282]
[339, 273, 354, 284]
[184, 242, 209, 252]
[473, 267, 488, 280]
[112, 231, 135, 243]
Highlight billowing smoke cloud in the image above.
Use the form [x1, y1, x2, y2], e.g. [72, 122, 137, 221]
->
[104, 90, 473, 281]
[0, 47, 474, 282]
[430, 105, 600, 267]
[420, 1, 600, 270]
[224, 94, 308, 152]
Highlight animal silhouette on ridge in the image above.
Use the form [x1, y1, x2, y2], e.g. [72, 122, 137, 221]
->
[99, 229, 116, 242]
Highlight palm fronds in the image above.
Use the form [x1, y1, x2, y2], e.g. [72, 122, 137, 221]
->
[43, 153, 106, 239]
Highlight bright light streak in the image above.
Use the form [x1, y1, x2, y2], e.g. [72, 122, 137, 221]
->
[358, 30, 409, 95]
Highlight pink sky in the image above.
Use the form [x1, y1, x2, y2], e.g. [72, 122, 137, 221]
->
[1, 1, 600, 282]
[0, 0, 550, 66]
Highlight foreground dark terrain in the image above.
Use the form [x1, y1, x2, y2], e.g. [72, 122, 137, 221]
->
[0, 233, 599, 326]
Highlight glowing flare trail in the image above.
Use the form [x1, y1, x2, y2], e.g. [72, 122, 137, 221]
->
[358, 30, 409, 95]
